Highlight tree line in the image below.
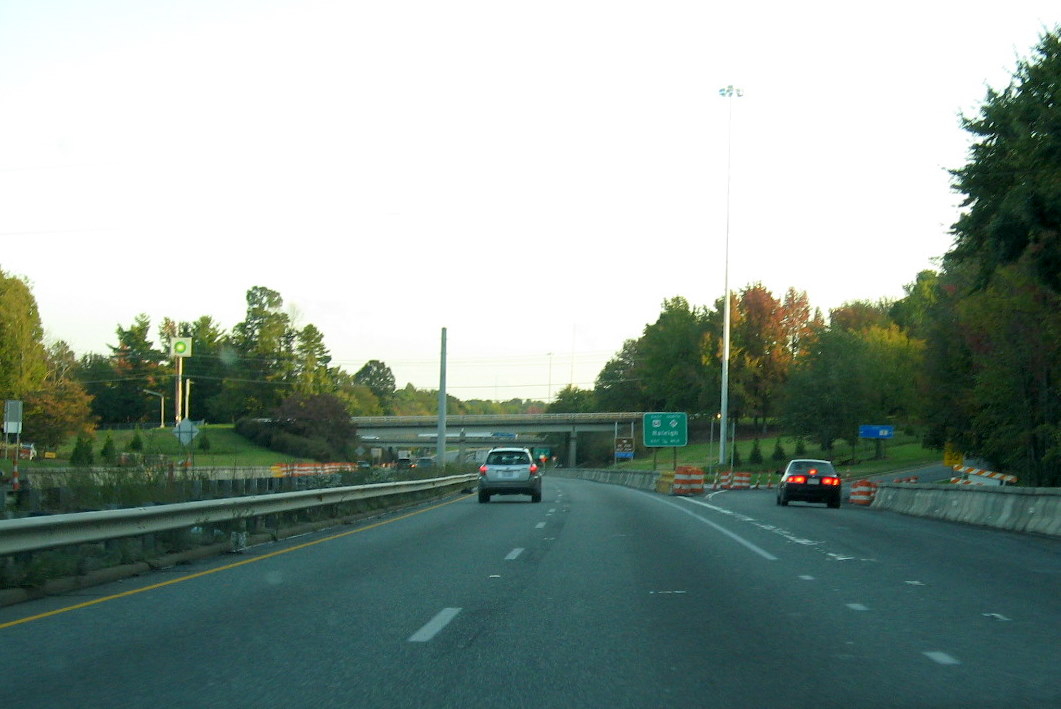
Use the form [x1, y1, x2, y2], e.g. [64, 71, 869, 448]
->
[544, 29, 1060, 486]
[0, 282, 541, 444]
[1, 28, 1057, 484]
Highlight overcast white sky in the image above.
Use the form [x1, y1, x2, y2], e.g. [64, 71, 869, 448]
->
[1, 1, 1058, 402]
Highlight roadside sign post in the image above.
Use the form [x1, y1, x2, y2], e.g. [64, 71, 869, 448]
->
[4, 400, 23, 491]
[859, 424, 895, 460]
[174, 418, 201, 474]
[171, 338, 192, 425]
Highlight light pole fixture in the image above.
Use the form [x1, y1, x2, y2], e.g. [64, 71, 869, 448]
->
[718, 84, 742, 468]
[143, 389, 165, 429]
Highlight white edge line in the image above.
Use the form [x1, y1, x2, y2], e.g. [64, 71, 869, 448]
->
[656, 497, 778, 561]
[408, 607, 461, 642]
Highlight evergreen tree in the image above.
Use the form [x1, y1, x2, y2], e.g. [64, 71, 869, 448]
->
[100, 434, 116, 464]
[772, 439, 787, 463]
[749, 438, 764, 465]
[71, 434, 95, 466]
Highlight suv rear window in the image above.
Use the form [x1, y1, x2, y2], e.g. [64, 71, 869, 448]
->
[486, 450, 531, 465]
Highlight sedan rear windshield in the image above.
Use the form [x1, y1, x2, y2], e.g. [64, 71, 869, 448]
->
[790, 461, 836, 475]
[487, 451, 531, 465]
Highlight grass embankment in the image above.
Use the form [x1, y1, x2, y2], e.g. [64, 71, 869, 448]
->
[6, 425, 943, 480]
[616, 432, 941, 479]
[5, 424, 301, 472]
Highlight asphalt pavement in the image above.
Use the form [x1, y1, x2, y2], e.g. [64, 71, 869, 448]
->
[1, 479, 1057, 708]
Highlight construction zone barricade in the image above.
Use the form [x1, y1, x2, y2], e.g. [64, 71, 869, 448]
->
[672, 466, 704, 496]
[850, 479, 878, 506]
[712, 472, 752, 490]
[269, 462, 353, 477]
[892, 476, 920, 484]
[951, 465, 1019, 486]
[752, 471, 775, 489]
[656, 469, 675, 495]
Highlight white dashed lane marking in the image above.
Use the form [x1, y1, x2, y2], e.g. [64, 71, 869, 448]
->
[505, 548, 524, 560]
[923, 651, 961, 665]
[408, 607, 461, 643]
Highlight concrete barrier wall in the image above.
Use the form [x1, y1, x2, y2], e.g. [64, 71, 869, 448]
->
[872, 483, 1061, 537]
[550, 470, 1059, 538]
[551, 468, 658, 492]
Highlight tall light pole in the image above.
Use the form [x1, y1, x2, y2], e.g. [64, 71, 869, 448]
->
[547, 352, 553, 402]
[718, 84, 742, 468]
[437, 327, 447, 470]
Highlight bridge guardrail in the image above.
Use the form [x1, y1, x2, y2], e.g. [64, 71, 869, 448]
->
[351, 412, 644, 426]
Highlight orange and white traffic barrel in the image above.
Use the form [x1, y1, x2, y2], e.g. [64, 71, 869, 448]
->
[731, 472, 751, 490]
[850, 479, 878, 505]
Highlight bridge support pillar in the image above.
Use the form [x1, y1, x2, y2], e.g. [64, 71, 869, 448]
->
[567, 430, 577, 467]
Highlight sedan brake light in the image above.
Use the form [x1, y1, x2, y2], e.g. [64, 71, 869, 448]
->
[822, 477, 841, 486]
[788, 475, 807, 484]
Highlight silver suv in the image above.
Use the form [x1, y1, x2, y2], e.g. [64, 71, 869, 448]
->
[478, 447, 542, 503]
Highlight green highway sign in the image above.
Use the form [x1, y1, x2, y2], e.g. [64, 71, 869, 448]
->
[643, 412, 688, 447]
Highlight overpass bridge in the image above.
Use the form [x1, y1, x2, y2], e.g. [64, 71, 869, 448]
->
[351, 412, 643, 465]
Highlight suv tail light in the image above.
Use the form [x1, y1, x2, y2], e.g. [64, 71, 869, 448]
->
[530, 463, 539, 476]
[479, 465, 488, 476]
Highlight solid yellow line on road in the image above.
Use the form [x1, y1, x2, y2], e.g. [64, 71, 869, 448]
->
[0, 494, 471, 631]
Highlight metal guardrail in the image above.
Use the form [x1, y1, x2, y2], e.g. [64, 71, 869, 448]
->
[0, 474, 477, 556]
[351, 412, 644, 426]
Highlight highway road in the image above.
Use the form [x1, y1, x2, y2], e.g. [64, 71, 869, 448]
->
[1, 477, 1058, 708]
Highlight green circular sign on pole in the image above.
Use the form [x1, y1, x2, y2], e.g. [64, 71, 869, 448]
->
[172, 338, 192, 357]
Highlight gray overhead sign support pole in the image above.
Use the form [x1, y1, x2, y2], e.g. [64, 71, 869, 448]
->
[437, 327, 447, 470]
